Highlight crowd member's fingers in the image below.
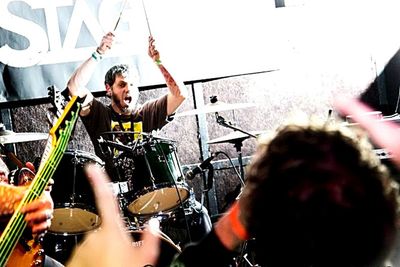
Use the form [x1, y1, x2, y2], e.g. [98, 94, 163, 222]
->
[141, 217, 161, 262]
[66, 164, 161, 267]
[84, 164, 122, 230]
[334, 97, 400, 166]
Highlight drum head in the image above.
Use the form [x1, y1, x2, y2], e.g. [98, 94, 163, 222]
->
[127, 186, 189, 215]
[50, 205, 101, 235]
[49, 150, 104, 234]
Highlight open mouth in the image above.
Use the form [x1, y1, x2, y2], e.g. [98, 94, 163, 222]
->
[124, 95, 132, 104]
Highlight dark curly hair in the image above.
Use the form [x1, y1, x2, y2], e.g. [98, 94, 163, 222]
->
[241, 120, 399, 267]
[104, 64, 130, 87]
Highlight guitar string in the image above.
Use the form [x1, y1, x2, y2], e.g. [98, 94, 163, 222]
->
[0, 150, 58, 263]
[0, 131, 67, 262]
[0, 107, 79, 259]
[0, 105, 80, 264]
[0, 114, 64, 261]
[1, 115, 75, 260]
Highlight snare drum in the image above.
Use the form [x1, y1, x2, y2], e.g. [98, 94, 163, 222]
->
[49, 150, 103, 234]
[113, 138, 190, 215]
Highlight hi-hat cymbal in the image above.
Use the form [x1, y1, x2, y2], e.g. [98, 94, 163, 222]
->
[208, 130, 266, 144]
[175, 102, 256, 117]
[0, 130, 48, 144]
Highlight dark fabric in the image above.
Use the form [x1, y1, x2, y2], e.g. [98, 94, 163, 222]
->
[170, 228, 236, 267]
[80, 94, 170, 162]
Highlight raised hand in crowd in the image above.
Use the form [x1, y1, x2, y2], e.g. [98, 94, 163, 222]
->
[335, 97, 400, 166]
[66, 164, 161, 267]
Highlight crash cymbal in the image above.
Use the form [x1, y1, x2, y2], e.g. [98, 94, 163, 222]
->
[0, 130, 48, 144]
[175, 102, 256, 117]
[208, 130, 266, 144]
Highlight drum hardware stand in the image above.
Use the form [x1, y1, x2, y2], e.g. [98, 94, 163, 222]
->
[214, 112, 256, 182]
[235, 238, 260, 267]
[69, 151, 79, 205]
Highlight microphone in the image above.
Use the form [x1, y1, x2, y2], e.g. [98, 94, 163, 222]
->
[186, 154, 216, 180]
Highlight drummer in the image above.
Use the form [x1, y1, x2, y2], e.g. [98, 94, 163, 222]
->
[66, 32, 187, 163]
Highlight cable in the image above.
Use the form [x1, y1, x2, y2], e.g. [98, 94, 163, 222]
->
[213, 151, 245, 186]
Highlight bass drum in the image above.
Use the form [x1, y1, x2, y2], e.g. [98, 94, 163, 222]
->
[49, 150, 103, 235]
[42, 233, 84, 265]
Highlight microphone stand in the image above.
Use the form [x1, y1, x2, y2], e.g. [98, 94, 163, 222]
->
[215, 112, 256, 182]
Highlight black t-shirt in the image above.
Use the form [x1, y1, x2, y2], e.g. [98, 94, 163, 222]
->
[170, 228, 236, 267]
[81, 94, 170, 162]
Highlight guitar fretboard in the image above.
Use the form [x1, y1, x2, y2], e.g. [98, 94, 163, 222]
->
[0, 97, 80, 266]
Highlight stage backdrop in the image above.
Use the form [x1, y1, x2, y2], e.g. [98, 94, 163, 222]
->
[0, 0, 280, 106]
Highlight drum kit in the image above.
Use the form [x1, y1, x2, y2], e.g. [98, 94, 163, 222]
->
[42, 134, 205, 265]
[0, 98, 260, 265]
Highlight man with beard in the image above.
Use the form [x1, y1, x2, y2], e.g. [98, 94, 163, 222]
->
[66, 32, 187, 162]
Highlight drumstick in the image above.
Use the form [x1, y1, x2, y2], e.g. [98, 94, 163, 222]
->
[141, 0, 152, 37]
[114, 0, 129, 31]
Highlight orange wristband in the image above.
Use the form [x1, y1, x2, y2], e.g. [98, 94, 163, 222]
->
[229, 201, 249, 240]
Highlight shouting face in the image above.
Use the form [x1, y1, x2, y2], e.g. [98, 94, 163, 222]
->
[107, 73, 139, 114]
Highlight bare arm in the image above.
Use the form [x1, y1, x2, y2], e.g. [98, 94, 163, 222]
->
[335, 98, 400, 166]
[0, 184, 24, 216]
[67, 32, 114, 115]
[148, 36, 187, 115]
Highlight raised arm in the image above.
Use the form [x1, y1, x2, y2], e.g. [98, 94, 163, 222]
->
[67, 32, 114, 115]
[148, 36, 187, 115]
[335, 97, 400, 166]
[67, 165, 161, 267]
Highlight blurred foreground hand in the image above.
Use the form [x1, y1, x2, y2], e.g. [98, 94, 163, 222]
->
[66, 164, 160, 267]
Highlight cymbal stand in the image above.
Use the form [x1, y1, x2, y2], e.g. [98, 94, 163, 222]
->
[215, 112, 256, 182]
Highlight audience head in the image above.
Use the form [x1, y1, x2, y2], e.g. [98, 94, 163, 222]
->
[240, 117, 399, 267]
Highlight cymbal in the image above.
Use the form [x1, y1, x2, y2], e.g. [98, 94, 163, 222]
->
[208, 130, 266, 144]
[175, 102, 256, 117]
[0, 130, 48, 144]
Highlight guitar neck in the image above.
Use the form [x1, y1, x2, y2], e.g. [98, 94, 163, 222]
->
[0, 96, 81, 266]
